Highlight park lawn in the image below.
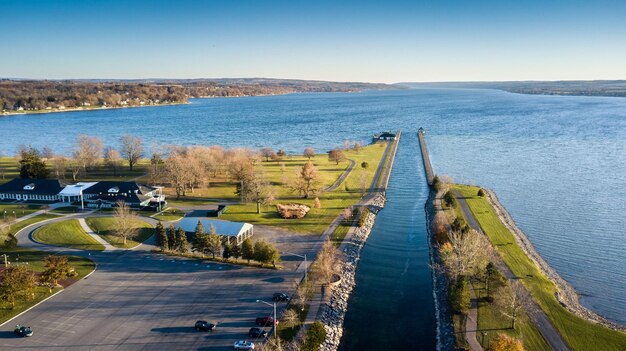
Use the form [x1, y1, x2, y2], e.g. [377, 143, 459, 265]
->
[454, 184, 626, 351]
[0, 203, 45, 219]
[0, 157, 20, 183]
[0, 247, 95, 324]
[153, 208, 185, 221]
[470, 280, 551, 351]
[85, 217, 153, 248]
[33, 219, 105, 251]
[222, 144, 386, 234]
[1, 213, 61, 247]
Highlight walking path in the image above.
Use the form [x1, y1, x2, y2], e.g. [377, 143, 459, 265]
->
[0, 202, 68, 230]
[324, 159, 356, 191]
[77, 218, 119, 251]
[454, 190, 571, 351]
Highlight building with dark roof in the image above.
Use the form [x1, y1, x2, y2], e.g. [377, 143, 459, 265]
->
[372, 131, 397, 143]
[81, 181, 165, 210]
[0, 178, 65, 202]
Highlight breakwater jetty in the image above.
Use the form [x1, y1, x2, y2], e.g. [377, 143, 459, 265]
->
[318, 132, 401, 351]
[417, 128, 435, 186]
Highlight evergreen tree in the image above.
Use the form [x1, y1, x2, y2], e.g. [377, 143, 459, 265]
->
[167, 224, 176, 251]
[192, 221, 208, 256]
[19, 146, 49, 179]
[230, 243, 242, 259]
[176, 227, 189, 253]
[206, 224, 222, 258]
[155, 222, 167, 251]
[222, 241, 232, 260]
[242, 238, 254, 263]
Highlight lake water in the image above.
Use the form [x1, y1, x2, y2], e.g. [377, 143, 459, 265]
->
[1, 88, 625, 334]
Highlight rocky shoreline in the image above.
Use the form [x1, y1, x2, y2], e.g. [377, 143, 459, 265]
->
[318, 193, 386, 351]
[485, 189, 625, 332]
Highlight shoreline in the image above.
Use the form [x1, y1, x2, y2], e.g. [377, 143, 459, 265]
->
[484, 188, 625, 332]
[0, 101, 189, 117]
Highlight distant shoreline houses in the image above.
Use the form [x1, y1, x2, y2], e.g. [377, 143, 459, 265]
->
[0, 178, 166, 210]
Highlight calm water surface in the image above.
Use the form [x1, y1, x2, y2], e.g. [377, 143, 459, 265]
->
[1, 89, 625, 331]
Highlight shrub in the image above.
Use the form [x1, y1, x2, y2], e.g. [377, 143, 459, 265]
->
[488, 333, 525, 351]
[302, 321, 327, 351]
[358, 207, 370, 227]
[361, 161, 369, 168]
[443, 191, 456, 207]
[450, 276, 470, 314]
[477, 188, 485, 197]
[450, 217, 468, 233]
[432, 175, 441, 192]
[313, 197, 321, 209]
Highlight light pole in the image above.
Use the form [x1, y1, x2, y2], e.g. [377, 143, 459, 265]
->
[256, 299, 277, 342]
[282, 251, 307, 281]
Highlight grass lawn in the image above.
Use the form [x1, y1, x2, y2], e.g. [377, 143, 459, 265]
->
[0, 247, 95, 324]
[453, 184, 626, 351]
[33, 219, 105, 251]
[153, 208, 185, 221]
[221, 144, 387, 235]
[1, 213, 61, 247]
[0, 157, 20, 182]
[50, 206, 81, 213]
[0, 203, 45, 219]
[85, 217, 153, 248]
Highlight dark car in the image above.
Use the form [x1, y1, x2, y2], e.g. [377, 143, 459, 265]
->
[14, 325, 33, 337]
[272, 293, 289, 302]
[255, 316, 277, 326]
[248, 327, 267, 338]
[194, 320, 216, 332]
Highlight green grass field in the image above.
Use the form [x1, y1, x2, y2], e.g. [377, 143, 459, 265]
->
[0, 247, 95, 324]
[84, 217, 153, 248]
[221, 144, 387, 235]
[0, 203, 45, 219]
[1, 213, 61, 247]
[153, 208, 185, 221]
[454, 184, 626, 351]
[33, 219, 105, 251]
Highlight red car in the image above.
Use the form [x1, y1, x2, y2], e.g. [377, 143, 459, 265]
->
[255, 316, 278, 326]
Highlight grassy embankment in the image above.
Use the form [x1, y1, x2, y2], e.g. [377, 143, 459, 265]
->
[453, 184, 626, 351]
[165, 144, 387, 236]
[441, 195, 549, 351]
[85, 217, 153, 248]
[0, 248, 95, 324]
[152, 208, 185, 222]
[33, 219, 105, 251]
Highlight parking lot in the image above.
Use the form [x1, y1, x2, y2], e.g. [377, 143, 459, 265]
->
[1, 249, 300, 350]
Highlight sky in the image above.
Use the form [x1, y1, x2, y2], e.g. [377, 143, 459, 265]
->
[1, 0, 626, 83]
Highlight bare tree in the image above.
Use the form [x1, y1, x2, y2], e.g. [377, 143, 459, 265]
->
[358, 170, 368, 197]
[50, 155, 69, 180]
[73, 135, 103, 173]
[41, 146, 54, 160]
[260, 147, 276, 162]
[303, 147, 315, 160]
[445, 229, 490, 279]
[315, 239, 339, 286]
[290, 160, 321, 199]
[353, 142, 361, 153]
[164, 150, 191, 199]
[120, 135, 144, 171]
[282, 309, 299, 330]
[103, 146, 122, 177]
[113, 200, 139, 245]
[495, 282, 529, 330]
[328, 147, 346, 165]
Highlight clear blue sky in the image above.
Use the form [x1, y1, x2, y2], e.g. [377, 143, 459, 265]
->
[1, 0, 625, 83]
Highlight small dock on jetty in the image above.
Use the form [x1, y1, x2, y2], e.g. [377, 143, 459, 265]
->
[417, 128, 435, 185]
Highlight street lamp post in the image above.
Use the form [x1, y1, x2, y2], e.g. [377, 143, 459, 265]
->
[281, 251, 307, 281]
[256, 299, 277, 342]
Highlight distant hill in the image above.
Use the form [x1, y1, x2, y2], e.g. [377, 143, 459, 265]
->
[0, 78, 398, 113]
[401, 80, 626, 98]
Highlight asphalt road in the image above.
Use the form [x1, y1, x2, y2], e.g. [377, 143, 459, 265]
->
[3, 216, 300, 351]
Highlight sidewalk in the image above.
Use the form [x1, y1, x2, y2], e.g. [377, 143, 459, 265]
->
[77, 217, 118, 251]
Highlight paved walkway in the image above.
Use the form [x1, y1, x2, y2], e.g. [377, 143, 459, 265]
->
[454, 190, 571, 351]
[0, 201, 68, 230]
[77, 218, 119, 251]
[324, 159, 356, 192]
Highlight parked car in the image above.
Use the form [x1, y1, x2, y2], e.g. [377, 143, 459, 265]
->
[255, 316, 277, 326]
[272, 293, 289, 302]
[14, 325, 33, 337]
[194, 320, 216, 332]
[248, 327, 267, 338]
[233, 340, 255, 350]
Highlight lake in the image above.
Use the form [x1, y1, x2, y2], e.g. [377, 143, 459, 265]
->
[1, 88, 625, 339]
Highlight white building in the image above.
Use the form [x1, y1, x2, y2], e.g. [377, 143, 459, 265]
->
[177, 218, 253, 245]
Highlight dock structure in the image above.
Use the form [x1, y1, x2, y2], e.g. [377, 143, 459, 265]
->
[369, 129, 401, 194]
[417, 128, 435, 186]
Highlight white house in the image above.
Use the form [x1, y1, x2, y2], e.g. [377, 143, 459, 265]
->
[177, 218, 253, 245]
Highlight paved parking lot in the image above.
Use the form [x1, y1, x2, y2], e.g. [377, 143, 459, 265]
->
[1, 249, 299, 350]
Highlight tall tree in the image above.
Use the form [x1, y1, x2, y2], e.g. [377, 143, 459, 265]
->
[103, 146, 122, 177]
[120, 135, 144, 171]
[0, 265, 37, 307]
[445, 229, 490, 280]
[19, 146, 49, 179]
[40, 255, 76, 291]
[291, 160, 321, 199]
[495, 282, 529, 330]
[175, 227, 189, 253]
[113, 200, 138, 245]
[155, 222, 167, 251]
[192, 221, 208, 255]
[315, 239, 338, 285]
[303, 147, 315, 160]
[328, 147, 346, 165]
[260, 147, 276, 162]
[73, 135, 103, 173]
[242, 238, 254, 263]
[206, 224, 222, 258]
[167, 224, 176, 251]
